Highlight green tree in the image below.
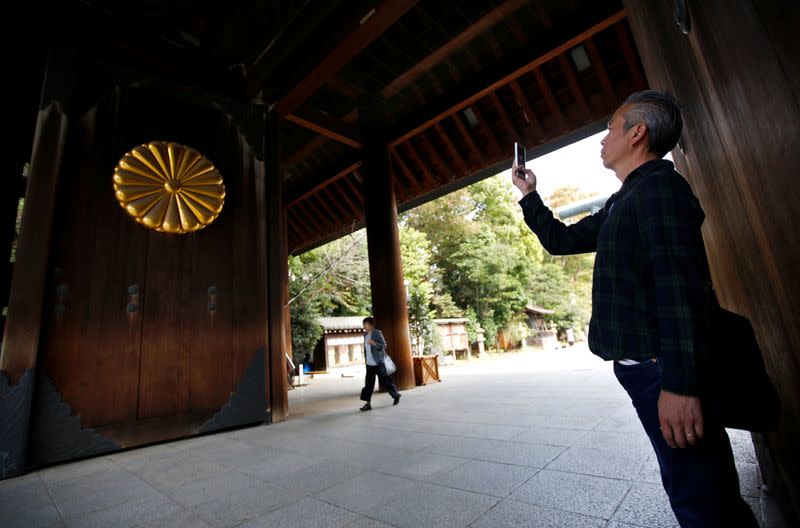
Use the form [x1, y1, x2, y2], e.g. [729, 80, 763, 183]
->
[399, 225, 436, 354]
[287, 275, 323, 365]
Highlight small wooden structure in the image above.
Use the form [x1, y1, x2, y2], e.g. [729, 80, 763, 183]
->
[524, 305, 559, 349]
[433, 318, 470, 359]
[413, 355, 440, 386]
[313, 317, 366, 372]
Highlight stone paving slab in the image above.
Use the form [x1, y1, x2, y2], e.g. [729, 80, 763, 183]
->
[0, 347, 774, 528]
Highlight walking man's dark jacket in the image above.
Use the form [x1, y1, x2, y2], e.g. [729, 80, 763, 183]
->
[519, 159, 711, 395]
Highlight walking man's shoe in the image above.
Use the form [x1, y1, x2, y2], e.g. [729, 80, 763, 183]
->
[359, 403, 372, 412]
[393, 394, 401, 406]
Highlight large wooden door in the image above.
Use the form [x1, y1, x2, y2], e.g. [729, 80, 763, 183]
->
[37, 83, 269, 449]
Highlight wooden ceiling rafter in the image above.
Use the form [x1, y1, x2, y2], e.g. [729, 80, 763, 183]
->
[287, 207, 317, 239]
[489, 90, 522, 142]
[614, 21, 646, 91]
[467, 101, 501, 157]
[274, 0, 420, 116]
[285, 106, 363, 149]
[286, 160, 362, 208]
[284, 108, 359, 168]
[391, 148, 423, 193]
[402, 141, 437, 188]
[584, 37, 619, 108]
[433, 122, 469, 180]
[533, 66, 569, 133]
[558, 53, 592, 122]
[330, 181, 363, 219]
[309, 193, 339, 225]
[320, 186, 353, 219]
[388, 10, 626, 148]
[293, 203, 323, 235]
[451, 112, 486, 165]
[508, 79, 546, 142]
[381, 0, 528, 100]
[343, 174, 365, 205]
[417, 131, 449, 183]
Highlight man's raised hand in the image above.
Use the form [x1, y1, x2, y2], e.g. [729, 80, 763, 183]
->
[512, 163, 537, 197]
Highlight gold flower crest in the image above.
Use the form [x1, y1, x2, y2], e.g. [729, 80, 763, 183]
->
[113, 141, 225, 234]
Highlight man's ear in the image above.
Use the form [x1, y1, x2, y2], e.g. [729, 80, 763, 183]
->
[629, 123, 648, 146]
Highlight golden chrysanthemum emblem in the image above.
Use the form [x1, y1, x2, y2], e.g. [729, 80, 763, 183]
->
[113, 141, 225, 234]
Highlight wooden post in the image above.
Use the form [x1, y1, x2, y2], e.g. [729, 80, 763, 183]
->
[0, 47, 73, 478]
[360, 100, 415, 390]
[265, 110, 289, 421]
[1, 49, 73, 381]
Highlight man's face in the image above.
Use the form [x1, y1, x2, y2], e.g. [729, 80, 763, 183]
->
[363, 322, 373, 332]
[600, 105, 635, 170]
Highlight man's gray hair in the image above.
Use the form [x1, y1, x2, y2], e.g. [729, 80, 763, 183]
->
[622, 90, 683, 158]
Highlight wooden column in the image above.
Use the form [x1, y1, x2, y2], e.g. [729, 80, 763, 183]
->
[624, 0, 800, 522]
[1, 50, 73, 382]
[0, 48, 73, 478]
[265, 110, 290, 421]
[361, 101, 415, 390]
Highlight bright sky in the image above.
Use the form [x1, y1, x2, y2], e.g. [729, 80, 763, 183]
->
[502, 131, 672, 203]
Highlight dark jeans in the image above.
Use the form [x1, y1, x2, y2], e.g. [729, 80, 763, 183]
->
[361, 363, 399, 403]
[614, 359, 758, 528]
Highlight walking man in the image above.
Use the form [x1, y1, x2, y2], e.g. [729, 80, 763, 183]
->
[359, 316, 401, 411]
[513, 90, 757, 527]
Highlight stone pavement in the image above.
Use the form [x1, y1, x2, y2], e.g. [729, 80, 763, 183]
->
[0, 345, 772, 527]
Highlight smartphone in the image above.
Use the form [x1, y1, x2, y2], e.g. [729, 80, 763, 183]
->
[514, 142, 526, 177]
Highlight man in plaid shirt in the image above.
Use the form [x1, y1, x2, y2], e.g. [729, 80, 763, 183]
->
[513, 91, 757, 527]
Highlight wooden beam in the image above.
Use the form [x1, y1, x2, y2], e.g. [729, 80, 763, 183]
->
[343, 174, 365, 205]
[286, 160, 362, 208]
[402, 141, 437, 187]
[313, 192, 344, 226]
[433, 122, 470, 179]
[489, 91, 523, 141]
[287, 207, 316, 239]
[284, 109, 358, 168]
[389, 10, 626, 147]
[585, 37, 618, 108]
[265, 112, 288, 422]
[285, 106, 363, 149]
[381, 0, 528, 99]
[417, 131, 449, 183]
[451, 113, 485, 165]
[293, 203, 323, 235]
[287, 207, 315, 239]
[304, 195, 336, 225]
[330, 181, 363, 219]
[468, 102, 501, 157]
[558, 53, 592, 121]
[509, 79, 546, 141]
[275, 0, 420, 115]
[391, 149, 423, 192]
[615, 21, 646, 90]
[321, 186, 353, 219]
[533, 67, 568, 132]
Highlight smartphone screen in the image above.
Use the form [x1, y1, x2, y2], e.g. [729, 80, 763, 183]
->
[514, 142, 526, 174]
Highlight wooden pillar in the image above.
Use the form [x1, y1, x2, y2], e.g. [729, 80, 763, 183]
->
[265, 110, 289, 421]
[0, 47, 73, 478]
[360, 100, 415, 390]
[624, 0, 800, 522]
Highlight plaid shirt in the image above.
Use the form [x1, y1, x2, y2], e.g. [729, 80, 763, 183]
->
[519, 159, 711, 395]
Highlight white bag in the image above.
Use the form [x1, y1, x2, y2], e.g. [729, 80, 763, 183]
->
[383, 355, 397, 375]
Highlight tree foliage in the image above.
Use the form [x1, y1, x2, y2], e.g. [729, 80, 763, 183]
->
[288, 174, 596, 353]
